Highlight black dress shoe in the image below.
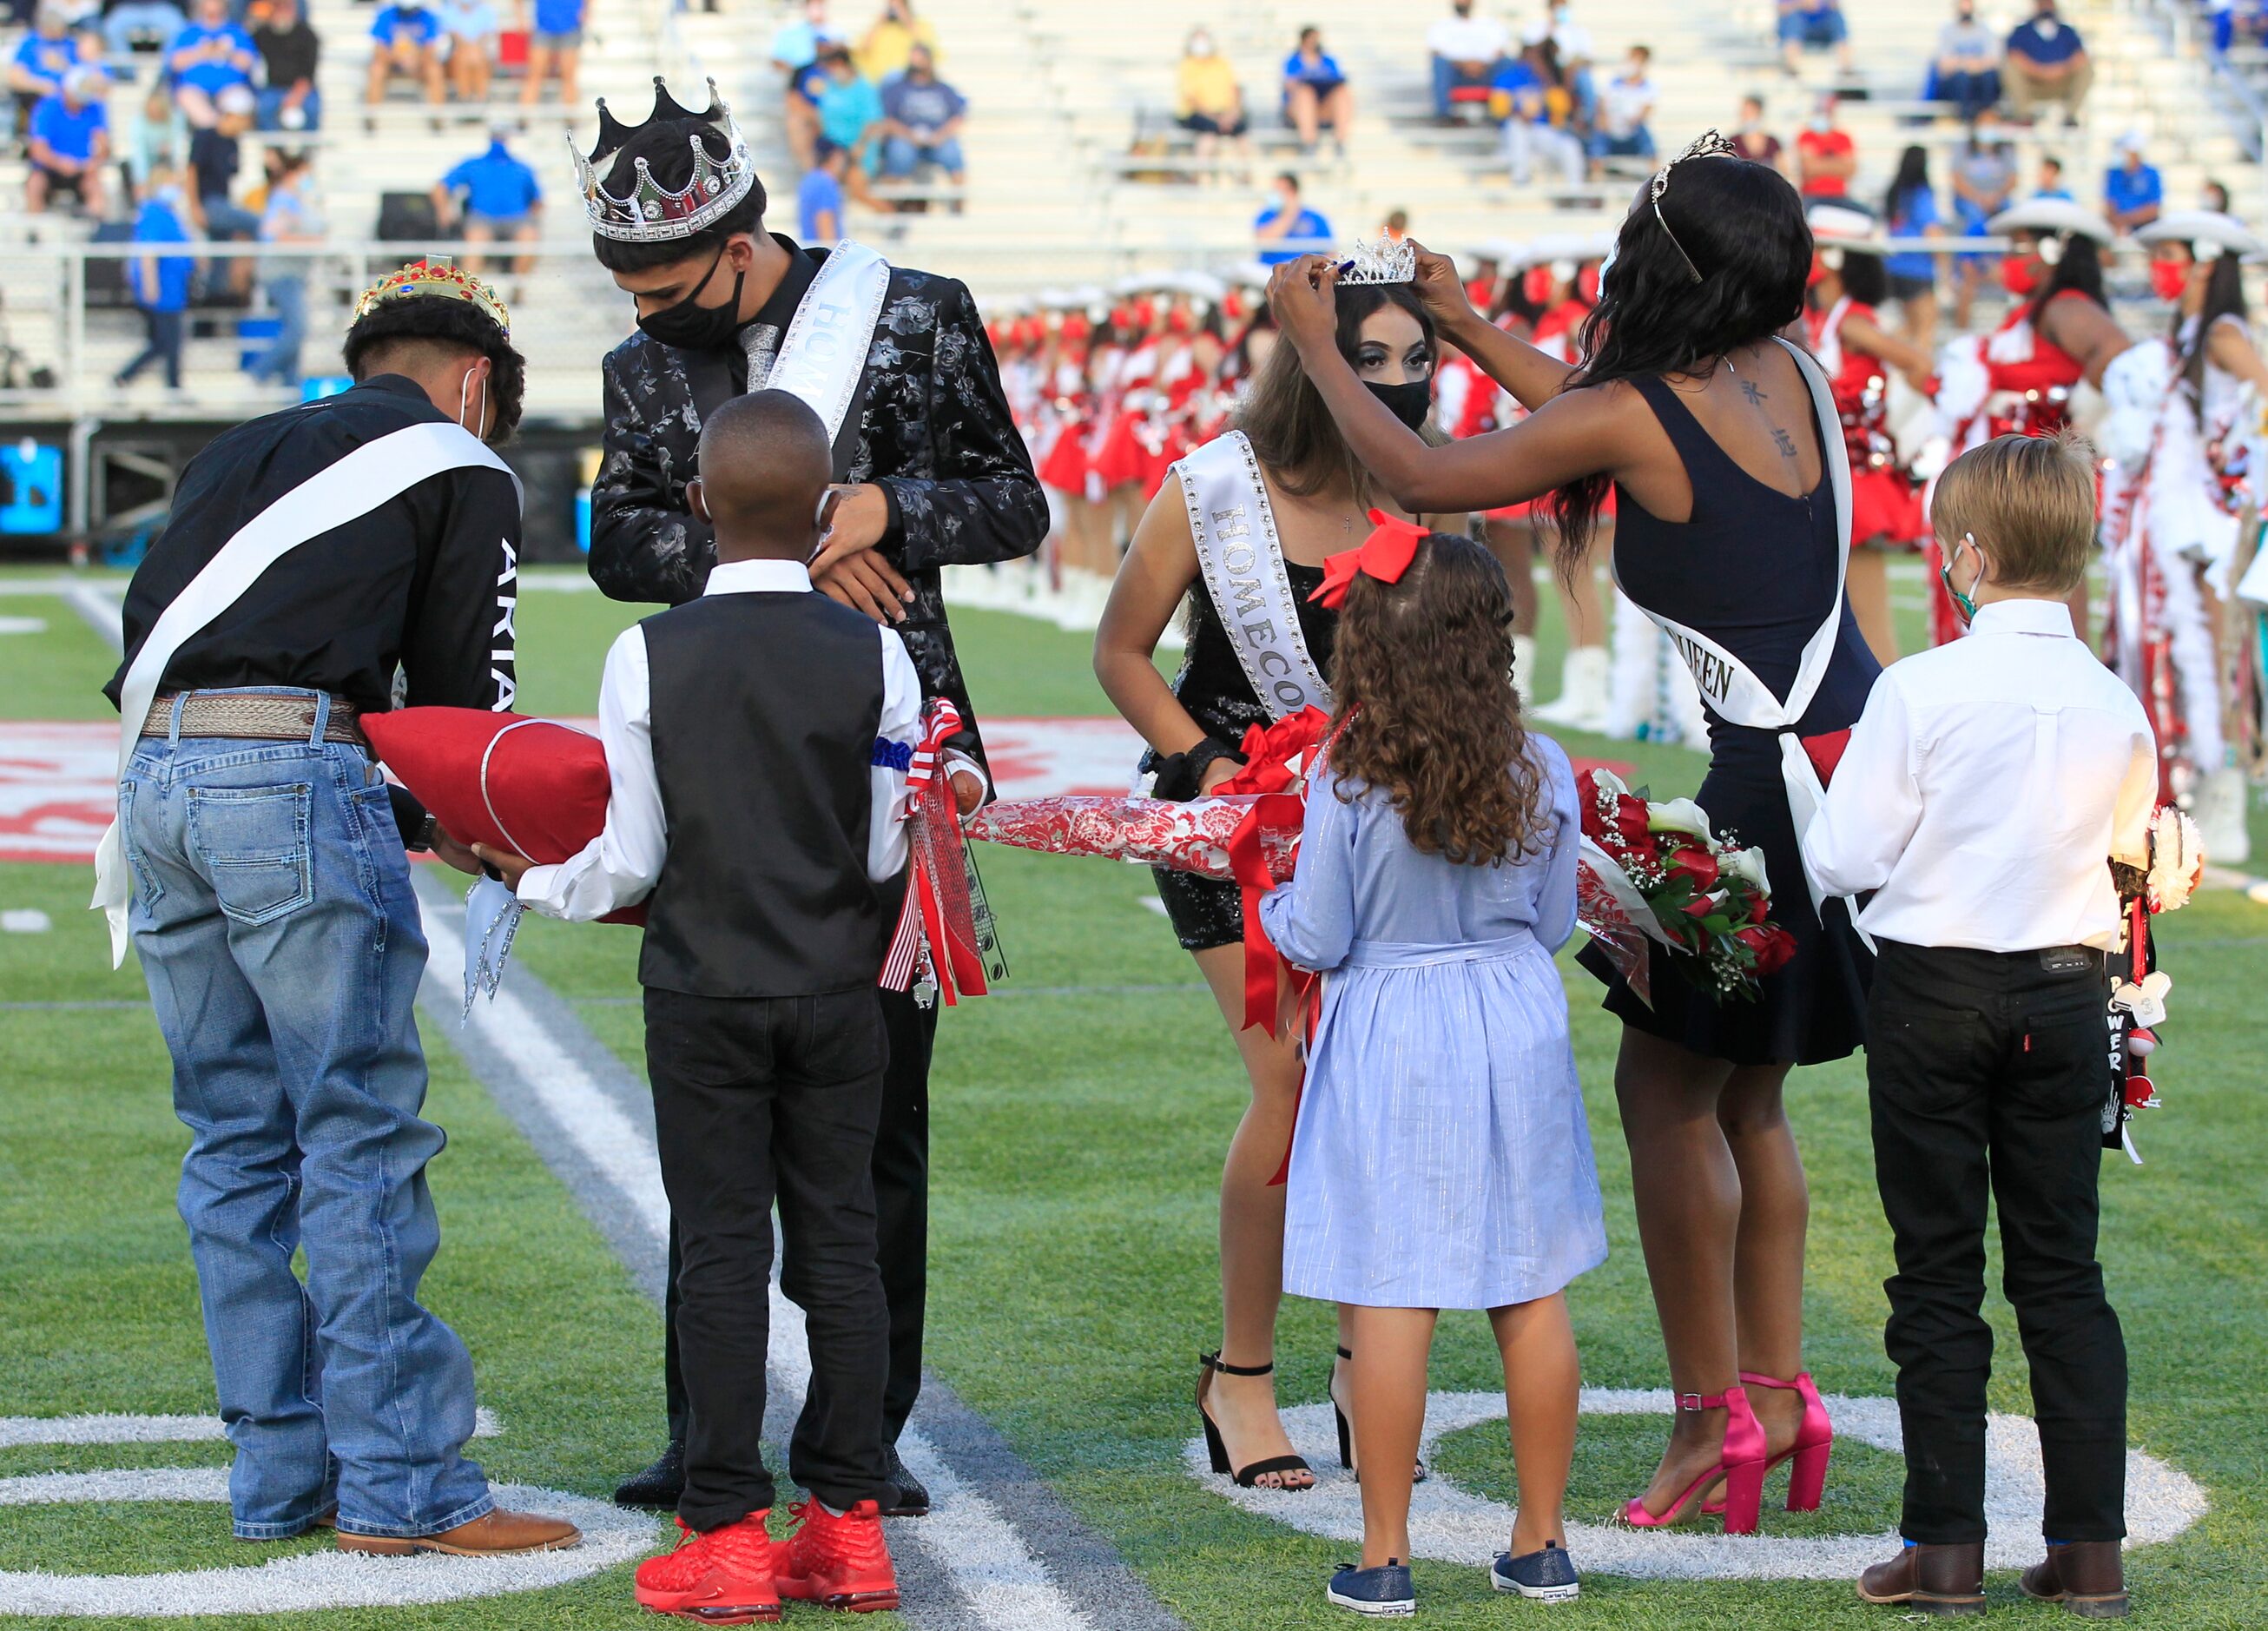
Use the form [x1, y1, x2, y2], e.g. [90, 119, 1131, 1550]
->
[880, 1447, 929, 1517]
[613, 1441, 686, 1509]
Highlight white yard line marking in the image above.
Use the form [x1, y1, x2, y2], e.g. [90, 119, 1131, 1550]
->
[421, 909, 1102, 1631]
[59, 583, 123, 653]
[0, 1410, 501, 1449]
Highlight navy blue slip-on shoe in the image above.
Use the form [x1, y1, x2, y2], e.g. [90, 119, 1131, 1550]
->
[1491, 1541, 1580, 1602]
[1328, 1560, 1416, 1617]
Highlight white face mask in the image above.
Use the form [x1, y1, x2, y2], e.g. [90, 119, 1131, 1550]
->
[2034, 15, 2059, 36]
[1189, 34, 1210, 54]
[1810, 112, 1833, 133]
[457, 366, 489, 439]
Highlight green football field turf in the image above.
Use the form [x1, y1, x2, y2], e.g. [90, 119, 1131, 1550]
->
[3, 567, 2266, 1628]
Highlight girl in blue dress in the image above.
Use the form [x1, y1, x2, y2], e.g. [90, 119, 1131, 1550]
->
[1261, 528, 1604, 1616]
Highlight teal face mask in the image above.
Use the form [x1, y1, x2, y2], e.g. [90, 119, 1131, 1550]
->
[1940, 531, 1982, 625]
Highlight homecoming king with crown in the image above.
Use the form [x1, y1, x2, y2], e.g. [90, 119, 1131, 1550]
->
[571, 79, 1046, 1517]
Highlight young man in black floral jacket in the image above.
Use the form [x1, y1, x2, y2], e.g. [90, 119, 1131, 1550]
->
[575, 80, 1045, 1518]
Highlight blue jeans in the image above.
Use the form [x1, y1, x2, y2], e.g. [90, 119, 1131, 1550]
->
[880, 133, 965, 176]
[1431, 54, 1498, 117]
[255, 85, 323, 131]
[1778, 5, 1848, 45]
[249, 274, 305, 385]
[1928, 66, 2001, 120]
[1587, 127, 1656, 162]
[122, 690, 492, 1541]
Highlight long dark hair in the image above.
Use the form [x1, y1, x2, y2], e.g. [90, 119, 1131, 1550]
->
[2024, 233, 2106, 327]
[1834, 248, 1889, 307]
[1234, 282, 1435, 502]
[1882, 144, 1930, 223]
[1328, 532, 1547, 867]
[1542, 156, 1810, 569]
[2172, 249, 2249, 427]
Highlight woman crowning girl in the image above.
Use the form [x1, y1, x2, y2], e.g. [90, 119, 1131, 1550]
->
[1267, 134, 1878, 1535]
[1093, 278, 1464, 1495]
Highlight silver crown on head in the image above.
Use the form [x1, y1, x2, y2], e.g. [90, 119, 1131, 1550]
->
[1337, 235, 1418, 286]
[570, 77, 758, 243]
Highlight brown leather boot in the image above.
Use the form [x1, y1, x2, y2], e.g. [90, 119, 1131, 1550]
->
[2021, 1541, 2129, 1619]
[337, 1508, 582, 1557]
[1856, 1541, 1986, 1615]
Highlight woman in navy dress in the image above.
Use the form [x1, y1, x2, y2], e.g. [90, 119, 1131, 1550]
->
[1268, 138, 1876, 1534]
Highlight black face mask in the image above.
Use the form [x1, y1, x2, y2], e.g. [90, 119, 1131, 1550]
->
[1367, 377, 1432, 432]
[636, 243, 748, 352]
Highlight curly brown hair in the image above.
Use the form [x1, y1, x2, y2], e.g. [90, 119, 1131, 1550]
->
[1326, 532, 1548, 867]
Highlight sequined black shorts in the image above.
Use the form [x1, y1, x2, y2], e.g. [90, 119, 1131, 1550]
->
[1150, 866, 1244, 953]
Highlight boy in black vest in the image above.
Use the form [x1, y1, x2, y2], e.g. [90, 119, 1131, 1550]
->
[486, 391, 932, 1621]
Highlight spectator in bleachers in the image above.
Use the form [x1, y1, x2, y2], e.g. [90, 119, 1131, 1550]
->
[116, 161, 194, 390]
[1731, 93, 1784, 174]
[1778, 0, 1853, 77]
[518, 0, 583, 107]
[2205, 178, 2232, 213]
[11, 7, 82, 131]
[365, 0, 442, 105]
[812, 41, 883, 202]
[253, 0, 320, 130]
[2004, 0, 2088, 128]
[1586, 44, 1655, 178]
[436, 0, 498, 103]
[247, 147, 317, 386]
[2103, 131, 2163, 234]
[1796, 91, 1856, 200]
[1493, 39, 1580, 186]
[1928, 0, 2001, 122]
[1427, 0, 1507, 122]
[1254, 168, 1329, 265]
[25, 65, 109, 214]
[1175, 28, 1249, 168]
[771, 0, 843, 170]
[123, 76, 182, 196]
[1882, 142, 1943, 350]
[855, 0, 934, 84]
[878, 42, 965, 190]
[433, 124, 542, 274]
[1950, 110, 2015, 326]
[2032, 153, 2072, 199]
[1521, 2, 1593, 126]
[799, 135, 847, 242]
[168, 0, 255, 129]
[1282, 26, 1353, 156]
[102, 0, 187, 57]
[190, 81, 258, 300]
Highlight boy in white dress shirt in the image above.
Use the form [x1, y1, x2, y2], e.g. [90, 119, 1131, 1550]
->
[1803, 433, 2157, 1621]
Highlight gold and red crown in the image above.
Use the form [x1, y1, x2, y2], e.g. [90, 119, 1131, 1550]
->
[353, 259, 511, 338]
[570, 77, 757, 243]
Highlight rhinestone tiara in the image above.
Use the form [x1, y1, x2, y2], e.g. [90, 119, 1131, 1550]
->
[1338, 235, 1417, 286]
[570, 77, 758, 243]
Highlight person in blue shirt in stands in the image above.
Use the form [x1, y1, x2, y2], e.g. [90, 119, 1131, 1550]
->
[798, 138, 848, 244]
[519, 0, 584, 108]
[2005, 0, 2089, 127]
[433, 127, 543, 276]
[9, 8, 80, 126]
[117, 165, 197, 392]
[1255, 170, 1331, 266]
[768, 0, 844, 172]
[1881, 143, 1944, 353]
[366, 0, 444, 106]
[1778, 0, 1854, 77]
[2103, 132, 2163, 235]
[166, 0, 256, 132]
[2031, 154, 2073, 200]
[878, 43, 966, 189]
[1282, 26, 1353, 155]
[26, 66, 109, 216]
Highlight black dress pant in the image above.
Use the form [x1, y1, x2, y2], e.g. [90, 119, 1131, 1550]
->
[664, 984, 936, 1450]
[1866, 939, 2128, 1546]
[646, 985, 893, 1529]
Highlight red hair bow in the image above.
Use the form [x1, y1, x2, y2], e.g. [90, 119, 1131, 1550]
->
[1309, 511, 1428, 609]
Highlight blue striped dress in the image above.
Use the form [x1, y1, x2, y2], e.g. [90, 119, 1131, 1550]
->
[1258, 737, 1607, 1311]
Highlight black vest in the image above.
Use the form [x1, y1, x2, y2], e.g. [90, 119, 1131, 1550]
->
[641, 591, 888, 1000]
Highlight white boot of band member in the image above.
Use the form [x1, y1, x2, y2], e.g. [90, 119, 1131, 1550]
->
[1532, 645, 1611, 730]
[2194, 765, 2252, 867]
[1601, 592, 1661, 740]
[1512, 634, 1539, 706]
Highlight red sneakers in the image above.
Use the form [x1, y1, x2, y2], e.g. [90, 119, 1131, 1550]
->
[775, 1499, 900, 1614]
[634, 1514, 782, 1624]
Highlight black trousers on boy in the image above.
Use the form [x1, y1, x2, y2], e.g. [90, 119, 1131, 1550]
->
[645, 985, 894, 1530]
[662, 986, 935, 1451]
[1866, 939, 2128, 1547]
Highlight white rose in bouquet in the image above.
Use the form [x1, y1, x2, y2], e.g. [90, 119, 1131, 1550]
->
[1645, 796, 1715, 842]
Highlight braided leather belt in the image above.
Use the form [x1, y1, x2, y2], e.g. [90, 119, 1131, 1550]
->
[140, 692, 368, 747]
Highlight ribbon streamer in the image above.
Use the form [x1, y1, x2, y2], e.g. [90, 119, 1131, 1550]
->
[881, 699, 995, 1005]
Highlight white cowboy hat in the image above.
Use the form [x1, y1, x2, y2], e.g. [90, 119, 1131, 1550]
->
[2134, 209, 2265, 260]
[1986, 197, 2116, 244]
[1806, 201, 1888, 253]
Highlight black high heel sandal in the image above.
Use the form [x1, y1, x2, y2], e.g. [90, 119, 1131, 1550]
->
[1331, 1345, 1428, 1486]
[1196, 1351, 1314, 1491]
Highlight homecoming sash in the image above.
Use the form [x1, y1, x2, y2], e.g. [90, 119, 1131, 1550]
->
[1176, 431, 1333, 722]
[93, 420, 518, 967]
[765, 240, 893, 452]
[1616, 339, 1861, 928]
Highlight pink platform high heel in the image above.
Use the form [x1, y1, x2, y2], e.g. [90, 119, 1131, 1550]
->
[1703, 1370, 1834, 1518]
[1621, 1384, 1770, 1535]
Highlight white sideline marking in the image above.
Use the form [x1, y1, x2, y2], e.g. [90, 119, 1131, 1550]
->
[0, 909, 50, 933]
[423, 911, 1100, 1631]
[1191, 1390, 2207, 1580]
[0, 1410, 502, 1449]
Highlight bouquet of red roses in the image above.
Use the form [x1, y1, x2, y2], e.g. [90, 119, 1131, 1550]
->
[1577, 769, 1792, 1005]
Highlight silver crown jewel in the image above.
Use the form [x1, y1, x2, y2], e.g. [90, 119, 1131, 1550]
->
[571, 77, 758, 242]
[1338, 235, 1418, 285]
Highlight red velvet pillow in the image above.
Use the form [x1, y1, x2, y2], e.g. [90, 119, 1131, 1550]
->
[363, 707, 645, 926]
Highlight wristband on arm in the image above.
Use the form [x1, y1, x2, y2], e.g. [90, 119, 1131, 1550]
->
[1151, 736, 1247, 802]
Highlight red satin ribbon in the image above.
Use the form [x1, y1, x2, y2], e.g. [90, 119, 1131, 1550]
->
[1309, 510, 1429, 609]
[1214, 708, 1335, 1033]
[884, 700, 991, 1004]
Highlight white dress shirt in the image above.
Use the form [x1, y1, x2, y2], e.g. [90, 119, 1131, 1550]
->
[518, 558, 931, 923]
[1802, 598, 2158, 953]
[1427, 15, 1511, 61]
